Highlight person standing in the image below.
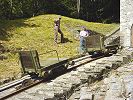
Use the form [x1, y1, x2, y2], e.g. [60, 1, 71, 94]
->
[79, 27, 89, 54]
[54, 16, 64, 43]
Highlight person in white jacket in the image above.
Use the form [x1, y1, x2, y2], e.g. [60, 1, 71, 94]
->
[79, 26, 89, 54]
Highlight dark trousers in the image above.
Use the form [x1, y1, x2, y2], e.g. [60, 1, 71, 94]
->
[54, 27, 64, 43]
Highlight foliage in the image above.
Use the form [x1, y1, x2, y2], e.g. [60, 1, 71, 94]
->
[0, 0, 119, 23]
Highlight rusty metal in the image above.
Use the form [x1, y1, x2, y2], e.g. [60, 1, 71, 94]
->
[0, 78, 44, 100]
[0, 75, 31, 92]
[0, 27, 120, 100]
[0, 55, 104, 100]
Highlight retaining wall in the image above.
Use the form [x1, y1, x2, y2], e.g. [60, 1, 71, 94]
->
[8, 48, 133, 100]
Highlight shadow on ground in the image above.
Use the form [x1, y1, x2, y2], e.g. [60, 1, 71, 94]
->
[0, 19, 40, 41]
[63, 37, 73, 43]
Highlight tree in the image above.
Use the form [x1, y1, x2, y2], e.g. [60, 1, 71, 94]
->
[0, 0, 120, 23]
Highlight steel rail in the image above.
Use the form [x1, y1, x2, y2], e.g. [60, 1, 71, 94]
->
[68, 55, 104, 70]
[0, 79, 44, 100]
[0, 75, 31, 92]
[0, 55, 104, 100]
[0, 26, 120, 100]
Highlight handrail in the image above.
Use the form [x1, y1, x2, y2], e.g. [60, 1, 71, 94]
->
[105, 27, 120, 39]
[39, 50, 59, 61]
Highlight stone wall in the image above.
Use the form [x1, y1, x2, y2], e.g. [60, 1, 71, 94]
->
[6, 48, 133, 100]
[120, 0, 133, 47]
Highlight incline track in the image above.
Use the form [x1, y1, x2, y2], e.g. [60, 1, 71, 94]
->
[0, 28, 120, 100]
[0, 55, 104, 100]
[0, 75, 31, 92]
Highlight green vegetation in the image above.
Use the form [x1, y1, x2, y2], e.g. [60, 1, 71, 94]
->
[0, 0, 119, 23]
[0, 14, 119, 79]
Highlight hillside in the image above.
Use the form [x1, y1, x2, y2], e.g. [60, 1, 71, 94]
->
[0, 14, 119, 80]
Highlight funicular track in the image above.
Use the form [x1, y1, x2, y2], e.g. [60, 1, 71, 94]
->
[0, 27, 120, 100]
[0, 55, 104, 100]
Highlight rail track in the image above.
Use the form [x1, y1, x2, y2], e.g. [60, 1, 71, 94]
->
[0, 55, 104, 100]
[0, 27, 120, 100]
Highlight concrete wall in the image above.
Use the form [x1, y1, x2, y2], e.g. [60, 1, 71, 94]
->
[120, 0, 133, 47]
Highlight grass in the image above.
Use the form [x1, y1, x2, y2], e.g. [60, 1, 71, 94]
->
[0, 14, 119, 80]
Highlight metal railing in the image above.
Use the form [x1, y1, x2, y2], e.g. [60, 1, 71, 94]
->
[39, 50, 59, 61]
